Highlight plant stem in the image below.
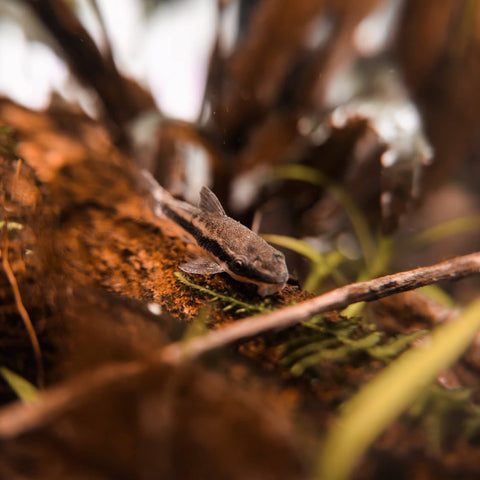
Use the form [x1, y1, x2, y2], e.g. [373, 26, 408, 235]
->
[161, 252, 480, 363]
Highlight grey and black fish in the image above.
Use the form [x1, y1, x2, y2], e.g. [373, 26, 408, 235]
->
[149, 178, 288, 296]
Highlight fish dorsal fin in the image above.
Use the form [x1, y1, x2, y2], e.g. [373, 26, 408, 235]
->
[199, 186, 226, 215]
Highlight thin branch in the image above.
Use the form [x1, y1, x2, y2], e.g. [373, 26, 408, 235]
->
[11, 159, 22, 199]
[1, 227, 44, 388]
[0, 360, 143, 438]
[160, 252, 480, 363]
[0, 252, 478, 439]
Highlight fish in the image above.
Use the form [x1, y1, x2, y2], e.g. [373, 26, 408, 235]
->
[145, 174, 288, 296]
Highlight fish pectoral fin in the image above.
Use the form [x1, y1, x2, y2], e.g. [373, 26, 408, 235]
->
[199, 186, 226, 216]
[179, 258, 224, 275]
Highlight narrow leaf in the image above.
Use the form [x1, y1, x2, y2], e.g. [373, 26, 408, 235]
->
[0, 366, 38, 403]
[318, 297, 480, 480]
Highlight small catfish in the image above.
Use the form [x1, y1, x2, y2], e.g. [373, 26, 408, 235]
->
[153, 182, 288, 296]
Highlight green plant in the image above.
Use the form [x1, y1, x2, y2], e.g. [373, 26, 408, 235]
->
[0, 125, 17, 156]
[271, 165, 394, 306]
[0, 366, 38, 403]
[317, 297, 480, 480]
[409, 383, 480, 454]
[281, 315, 426, 376]
[262, 234, 346, 292]
[174, 271, 272, 315]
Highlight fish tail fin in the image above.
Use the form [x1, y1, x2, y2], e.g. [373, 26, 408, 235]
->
[140, 169, 172, 217]
[140, 169, 198, 218]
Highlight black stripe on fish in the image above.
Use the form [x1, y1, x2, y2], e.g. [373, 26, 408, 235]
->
[163, 203, 283, 285]
[163, 203, 231, 264]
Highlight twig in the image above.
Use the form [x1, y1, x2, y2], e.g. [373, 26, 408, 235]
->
[11, 159, 22, 199]
[0, 360, 143, 438]
[1, 227, 44, 387]
[0, 253, 478, 439]
[160, 252, 480, 363]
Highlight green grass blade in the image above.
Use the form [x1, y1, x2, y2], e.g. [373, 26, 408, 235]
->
[418, 285, 455, 308]
[411, 216, 480, 247]
[261, 234, 321, 263]
[367, 330, 428, 361]
[317, 297, 480, 480]
[262, 234, 346, 292]
[273, 165, 375, 263]
[341, 235, 393, 317]
[0, 366, 39, 403]
[304, 250, 346, 292]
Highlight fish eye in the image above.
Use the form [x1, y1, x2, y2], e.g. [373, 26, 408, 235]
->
[232, 257, 246, 272]
[233, 258, 244, 268]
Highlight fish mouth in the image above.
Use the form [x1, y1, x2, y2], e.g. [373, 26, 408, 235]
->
[259, 268, 289, 285]
[225, 268, 287, 296]
[227, 268, 288, 287]
[256, 281, 286, 297]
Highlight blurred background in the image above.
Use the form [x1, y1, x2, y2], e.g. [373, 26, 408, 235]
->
[2, 4, 480, 479]
[0, 0, 218, 118]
